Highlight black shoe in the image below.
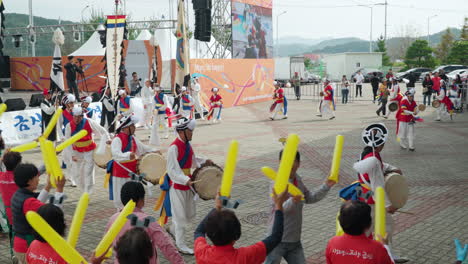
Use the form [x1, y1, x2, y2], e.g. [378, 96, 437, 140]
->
[329, 116, 335, 120]
[269, 117, 274, 120]
[376, 111, 380, 116]
[409, 148, 415, 152]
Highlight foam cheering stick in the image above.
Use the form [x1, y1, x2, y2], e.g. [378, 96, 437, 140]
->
[274, 134, 300, 194]
[95, 200, 136, 257]
[56, 130, 88, 152]
[26, 211, 88, 264]
[10, 141, 39, 153]
[38, 138, 56, 188]
[375, 186, 386, 242]
[0, 103, 7, 116]
[42, 108, 63, 139]
[261, 166, 304, 199]
[328, 135, 344, 183]
[220, 140, 239, 198]
[67, 192, 89, 248]
[44, 140, 63, 181]
[335, 211, 344, 236]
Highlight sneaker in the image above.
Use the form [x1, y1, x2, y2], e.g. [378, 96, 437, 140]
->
[435, 119, 441, 121]
[269, 117, 274, 120]
[177, 245, 194, 255]
[329, 116, 335, 120]
[282, 116, 288, 119]
[383, 116, 388, 119]
[316, 114, 322, 117]
[400, 146, 407, 150]
[393, 256, 410, 263]
[409, 148, 415, 152]
[376, 111, 380, 116]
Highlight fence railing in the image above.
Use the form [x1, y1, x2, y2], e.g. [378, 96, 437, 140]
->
[283, 83, 357, 103]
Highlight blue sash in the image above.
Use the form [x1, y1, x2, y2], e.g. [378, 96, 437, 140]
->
[108, 135, 134, 200]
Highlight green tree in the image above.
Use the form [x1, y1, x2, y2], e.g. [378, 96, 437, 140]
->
[447, 40, 468, 65]
[304, 57, 312, 70]
[404, 40, 436, 68]
[434, 28, 455, 63]
[461, 17, 468, 40]
[374, 36, 391, 66]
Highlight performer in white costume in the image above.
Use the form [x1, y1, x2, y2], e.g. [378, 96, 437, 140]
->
[109, 115, 155, 209]
[150, 86, 170, 146]
[141, 79, 154, 128]
[396, 89, 419, 151]
[64, 106, 110, 193]
[435, 80, 454, 121]
[180, 87, 194, 119]
[165, 117, 213, 254]
[191, 78, 205, 120]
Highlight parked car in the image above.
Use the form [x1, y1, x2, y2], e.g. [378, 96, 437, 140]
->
[396, 68, 432, 82]
[351, 68, 383, 83]
[432, 65, 467, 74]
[307, 74, 321, 84]
[447, 69, 468, 80]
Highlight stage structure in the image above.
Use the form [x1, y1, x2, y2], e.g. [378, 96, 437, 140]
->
[199, 0, 232, 59]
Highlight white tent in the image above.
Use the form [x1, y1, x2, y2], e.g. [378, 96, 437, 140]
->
[136, 30, 152, 40]
[69, 31, 105, 56]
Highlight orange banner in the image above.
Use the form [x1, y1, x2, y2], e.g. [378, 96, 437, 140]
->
[191, 59, 274, 107]
[10, 40, 162, 94]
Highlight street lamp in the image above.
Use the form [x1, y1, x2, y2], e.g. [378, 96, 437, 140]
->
[81, 5, 90, 43]
[427, 15, 438, 45]
[276, 11, 287, 57]
[359, 3, 385, 53]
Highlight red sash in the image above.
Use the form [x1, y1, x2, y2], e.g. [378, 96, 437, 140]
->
[112, 133, 138, 178]
[70, 119, 96, 152]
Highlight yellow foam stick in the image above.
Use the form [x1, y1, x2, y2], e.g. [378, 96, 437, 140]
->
[261, 167, 304, 199]
[44, 140, 63, 180]
[328, 135, 344, 183]
[26, 211, 88, 264]
[42, 108, 63, 139]
[220, 140, 239, 198]
[375, 186, 386, 242]
[95, 200, 136, 257]
[38, 138, 56, 188]
[67, 192, 89, 248]
[336, 211, 344, 236]
[0, 103, 7, 116]
[56, 130, 88, 152]
[275, 134, 300, 194]
[10, 141, 39, 153]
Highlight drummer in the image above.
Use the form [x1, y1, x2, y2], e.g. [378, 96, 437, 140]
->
[396, 89, 419, 151]
[163, 117, 213, 255]
[180, 87, 194, 119]
[81, 96, 94, 119]
[64, 106, 110, 193]
[150, 85, 170, 147]
[384, 78, 403, 119]
[352, 123, 407, 263]
[207, 87, 223, 123]
[108, 115, 156, 209]
[317, 79, 335, 120]
[269, 81, 287, 121]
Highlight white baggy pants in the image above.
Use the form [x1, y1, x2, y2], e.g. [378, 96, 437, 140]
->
[321, 100, 335, 118]
[193, 94, 205, 119]
[270, 103, 285, 119]
[169, 188, 196, 249]
[436, 104, 449, 120]
[71, 150, 95, 193]
[149, 113, 169, 146]
[398, 122, 414, 149]
[112, 177, 131, 209]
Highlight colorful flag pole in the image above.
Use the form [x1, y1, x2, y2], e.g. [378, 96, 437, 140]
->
[174, 0, 190, 92]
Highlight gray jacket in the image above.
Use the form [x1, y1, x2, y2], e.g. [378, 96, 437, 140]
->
[267, 174, 330, 243]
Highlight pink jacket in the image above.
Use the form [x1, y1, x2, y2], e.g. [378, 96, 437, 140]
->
[106, 208, 185, 264]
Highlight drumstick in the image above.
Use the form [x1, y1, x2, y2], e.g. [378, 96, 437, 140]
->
[191, 179, 203, 184]
[397, 210, 415, 215]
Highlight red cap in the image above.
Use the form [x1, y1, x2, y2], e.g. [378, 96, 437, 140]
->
[42, 88, 49, 95]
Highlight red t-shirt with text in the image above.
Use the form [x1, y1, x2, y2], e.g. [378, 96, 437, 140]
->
[326, 234, 393, 264]
[26, 240, 67, 264]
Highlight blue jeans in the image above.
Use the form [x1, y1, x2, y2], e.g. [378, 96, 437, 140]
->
[423, 94, 431, 106]
[265, 241, 305, 264]
[341, 89, 349, 104]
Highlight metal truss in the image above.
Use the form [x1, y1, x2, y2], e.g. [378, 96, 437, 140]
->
[198, 0, 232, 59]
[3, 20, 177, 37]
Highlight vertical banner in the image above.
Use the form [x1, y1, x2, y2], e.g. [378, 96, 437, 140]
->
[174, 0, 190, 91]
[50, 28, 65, 91]
[106, 15, 126, 97]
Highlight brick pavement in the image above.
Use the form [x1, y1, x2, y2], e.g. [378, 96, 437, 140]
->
[1, 84, 467, 264]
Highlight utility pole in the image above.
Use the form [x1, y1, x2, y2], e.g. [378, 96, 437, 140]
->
[384, 0, 387, 40]
[276, 11, 287, 57]
[28, 0, 35, 57]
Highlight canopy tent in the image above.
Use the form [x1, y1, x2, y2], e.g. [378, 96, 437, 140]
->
[136, 29, 152, 40]
[69, 31, 105, 56]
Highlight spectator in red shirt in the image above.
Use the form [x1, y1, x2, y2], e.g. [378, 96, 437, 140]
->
[26, 204, 67, 264]
[0, 151, 22, 224]
[11, 164, 66, 264]
[194, 189, 288, 264]
[432, 72, 442, 93]
[326, 200, 394, 264]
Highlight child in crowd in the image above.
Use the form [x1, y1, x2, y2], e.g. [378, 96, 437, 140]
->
[194, 189, 288, 264]
[26, 204, 67, 264]
[106, 181, 184, 264]
[265, 151, 335, 263]
[115, 227, 154, 264]
[11, 163, 66, 264]
[0, 151, 22, 225]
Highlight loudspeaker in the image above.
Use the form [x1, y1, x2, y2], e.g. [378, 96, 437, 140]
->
[0, 55, 10, 78]
[192, 0, 211, 10]
[5, 98, 26, 112]
[194, 9, 211, 42]
[29, 94, 44, 107]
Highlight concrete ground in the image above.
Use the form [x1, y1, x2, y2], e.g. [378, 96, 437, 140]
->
[1, 84, 467, 264]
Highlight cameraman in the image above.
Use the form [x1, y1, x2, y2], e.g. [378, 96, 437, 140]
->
[129, 72, 142, 97]
[64, 56, 83, 102]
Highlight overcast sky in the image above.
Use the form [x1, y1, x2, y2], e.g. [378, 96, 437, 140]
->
[5, 0, 468, 41]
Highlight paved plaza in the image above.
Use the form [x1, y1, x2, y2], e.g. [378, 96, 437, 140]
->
[1, 84, 467, 263]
